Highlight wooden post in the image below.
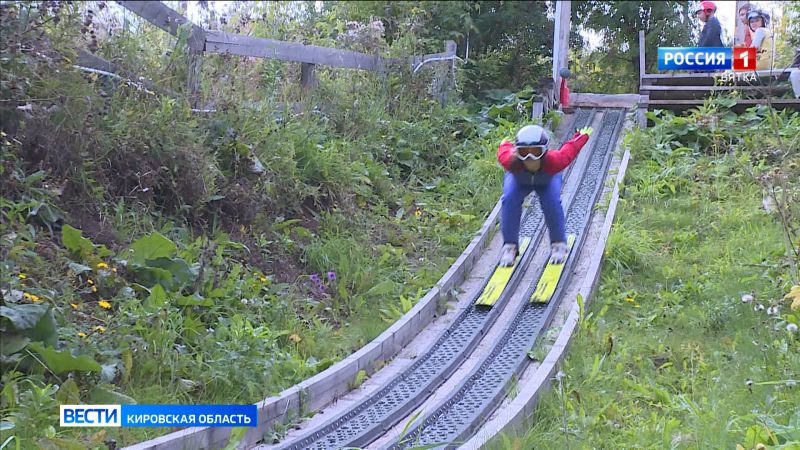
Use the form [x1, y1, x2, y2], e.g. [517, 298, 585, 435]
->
[187, 51, 203, 108]
[300, 62, 317, 94]
[552, 1, 571, 104]
[639, 30, 646, 89]
[440, 40, 457, 104]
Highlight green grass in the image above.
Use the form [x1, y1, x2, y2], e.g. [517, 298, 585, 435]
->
[491, 109, 800, 450]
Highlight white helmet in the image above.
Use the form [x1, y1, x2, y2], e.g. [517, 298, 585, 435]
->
[515, 125, 549, 147]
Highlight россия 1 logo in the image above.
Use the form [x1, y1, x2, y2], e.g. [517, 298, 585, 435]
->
[657, 47, 757, 72]
[658, 47, 731, 71]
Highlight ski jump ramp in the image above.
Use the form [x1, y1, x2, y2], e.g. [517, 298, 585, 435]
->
[124, 99, 639, 450]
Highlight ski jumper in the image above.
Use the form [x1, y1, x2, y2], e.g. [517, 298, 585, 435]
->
[497, 132, 590, 247]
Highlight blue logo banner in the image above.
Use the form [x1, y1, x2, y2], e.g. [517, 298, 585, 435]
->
[658, 47, 732, 71]
[121, 404, 258, 427]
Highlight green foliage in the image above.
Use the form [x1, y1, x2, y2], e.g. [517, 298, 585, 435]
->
[573, 1, 692, 92]
[0, 1, 603, 447]
[26, 343, 101, 375]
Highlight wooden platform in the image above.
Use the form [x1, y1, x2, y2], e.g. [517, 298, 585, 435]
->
[634, 31, 798, 113]
[639, 71, 799, 112]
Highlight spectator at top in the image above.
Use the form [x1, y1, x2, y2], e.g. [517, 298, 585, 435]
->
[790, 48, 800, 98]
[734, 3, 752, 47]
[748, 9, 773, 70]
[694, 1, 724, 48]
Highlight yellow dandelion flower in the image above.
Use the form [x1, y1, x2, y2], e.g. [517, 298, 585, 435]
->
[22, 292, 31, 299]
[97, 262, 109, 269]
[260, 276, 269, 283]
[624, 295, 635, 303]
[92, 325, 106, 333]
[78, 332, 87, 338]
[289, 334, 302, 343]
[18, 273, 27, 279]
[415, 209, 422, 217]
[98, 300, 112, 309]
[87, 279, 94, 285]
[91, 286, 98, 293]
[70, 303, 79, 309]
[30, 294, 41, 302]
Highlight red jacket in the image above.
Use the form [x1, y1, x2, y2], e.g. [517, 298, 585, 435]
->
[497, 132, 590, 175]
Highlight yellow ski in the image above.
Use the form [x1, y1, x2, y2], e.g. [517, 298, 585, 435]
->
[530, 234, 576, 303]
[475, 237, 532, 307]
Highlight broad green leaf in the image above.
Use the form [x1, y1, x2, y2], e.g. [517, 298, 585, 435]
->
[56, 378, 81, 404]
[145, 284, 168, 310]
[25, 307, 58, 347]
[129, 265, 174, 290]
[145, 257, 195, 286]
[89, 386, 136, 404]
[61, 224, 111, 258]
[27, 342, 101, 374]
[129, 232, 176, 264]
[0, 335, 29, 356]
[175, 294, 213, 307]
[1, 303, 50, 330]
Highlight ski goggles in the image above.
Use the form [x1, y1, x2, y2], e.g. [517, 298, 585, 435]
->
[516, 145, 547, 160]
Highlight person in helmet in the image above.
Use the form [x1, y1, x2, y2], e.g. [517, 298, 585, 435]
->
[693, 1, 723, 48]
[496, 124, 593, 266]
[734, 3, 752, 48]
[747, 9, 773, 70]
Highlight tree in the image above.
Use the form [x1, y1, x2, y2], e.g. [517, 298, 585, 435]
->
[573, 1, 692, 92]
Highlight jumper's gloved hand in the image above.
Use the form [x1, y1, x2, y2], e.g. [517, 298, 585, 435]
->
[578, 126, 593, 136]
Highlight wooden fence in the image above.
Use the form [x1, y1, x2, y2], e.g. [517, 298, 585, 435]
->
[76, 1, 458, 108]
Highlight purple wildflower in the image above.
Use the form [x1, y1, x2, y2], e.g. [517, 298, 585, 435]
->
[310, 273, 321, 285]
[327, 271, 336, 282]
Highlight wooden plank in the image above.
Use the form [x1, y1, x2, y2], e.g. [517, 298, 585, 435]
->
[552, 0, 571, 95]
[644, 90, 791, 101]
[648, 98, 800, 105]
[641, 84, 790, 91]
[531, 101, 544, 120]
[118, 1, 205, 51]
[643, 68, 792, 81]
[205, 30, 383, 71]
[642, 85, 790, 100]
[568, 93, 644, 108]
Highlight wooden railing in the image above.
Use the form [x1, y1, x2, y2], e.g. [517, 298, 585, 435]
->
[73, 1, 457, 108]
